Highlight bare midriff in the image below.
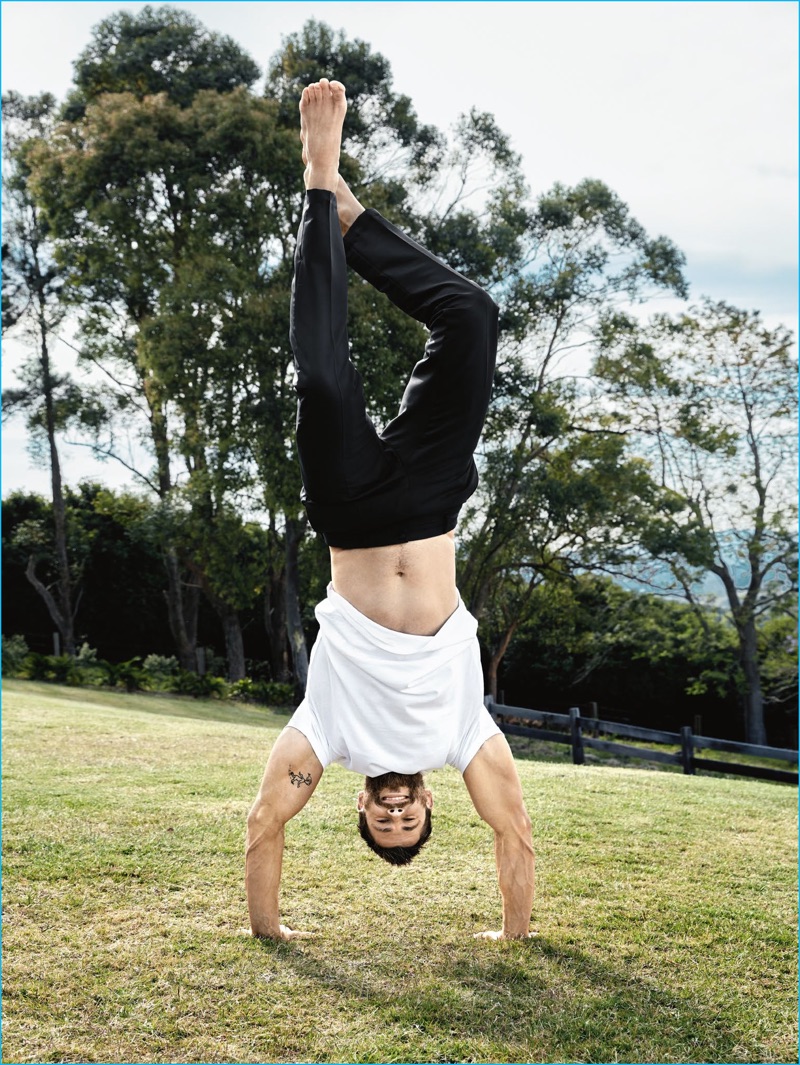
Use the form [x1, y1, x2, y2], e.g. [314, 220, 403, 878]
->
[329, 531, 458, 636]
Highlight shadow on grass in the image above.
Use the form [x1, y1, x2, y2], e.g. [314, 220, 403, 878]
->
[250, 933, 743, 1063]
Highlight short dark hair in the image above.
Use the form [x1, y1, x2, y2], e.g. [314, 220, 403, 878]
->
[358, 807, 433, 865]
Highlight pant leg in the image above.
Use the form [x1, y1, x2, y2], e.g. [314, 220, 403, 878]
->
[343, 210, 499, 501]
[290, 191, 393, 516]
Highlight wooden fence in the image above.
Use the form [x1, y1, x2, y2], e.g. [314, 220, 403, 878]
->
[485, 698, 799, 785]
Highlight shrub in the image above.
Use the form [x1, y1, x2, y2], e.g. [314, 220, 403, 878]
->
[230, 678, 295, 707]
[172, 671, 229, 699]
[75, 642, 99, 665]
[100, 657, 146, 692]
[73, 643, 107, 686]
[229, 677, 256, 701]
[21, 651, 84, 686]
[23, 652, 51, 681]
[257, 681, 296, 707]
[2, 635, 29, 676]
[142, 654, 180, 688]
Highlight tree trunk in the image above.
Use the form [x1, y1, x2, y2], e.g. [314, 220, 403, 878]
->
[163, 546, 198, 671]
[264, 567, 290, 683]
[24, 555, 69, 646]
[40, 309, 76, 655]
[199, 577, 246, 682]
[739, 616, 767, 745]
[486, 620, 519, 700]
[219, 605, 246, 682]
[716, 563, 768, 746]
[285, 517, 309, 696]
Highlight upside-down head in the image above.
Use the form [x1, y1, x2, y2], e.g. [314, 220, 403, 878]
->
[357, 771, 433, 866]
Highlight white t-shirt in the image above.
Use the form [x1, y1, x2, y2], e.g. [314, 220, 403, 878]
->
[287, 584, 501, 777]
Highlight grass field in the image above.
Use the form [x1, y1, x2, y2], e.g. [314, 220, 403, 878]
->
[2, 678, 797, 1064]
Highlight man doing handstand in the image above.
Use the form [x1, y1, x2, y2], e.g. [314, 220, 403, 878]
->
[245, 78, 535, 941]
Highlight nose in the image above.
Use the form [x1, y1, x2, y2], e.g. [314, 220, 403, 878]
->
[386, 804, 405, 815]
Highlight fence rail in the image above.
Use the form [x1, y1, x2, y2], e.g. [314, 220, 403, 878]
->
[485, 698, 798, 785]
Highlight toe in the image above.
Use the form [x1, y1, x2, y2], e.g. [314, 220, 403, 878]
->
[330, 80, 346, 97]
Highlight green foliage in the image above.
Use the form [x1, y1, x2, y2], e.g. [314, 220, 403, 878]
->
[171, 670, 229, 699]
[21, 652, 84, 686]
[2, 634, 29, 676]
[229, 678, 295, 707]
[5, 11, 795, 740]
[593, 300, 798, 741]
[142, 653, 179, 682]
[63, 4, 261, 119]
[502, 574, 740, 713]
[759, 614, 799, 708]
[99, 656, 146, 692]
[266, 19, 443, 183]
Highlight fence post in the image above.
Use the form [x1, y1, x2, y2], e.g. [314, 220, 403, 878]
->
[680, 726, 695, 775]
[569, 707, 585, 766]
[53, 631, 61, 657]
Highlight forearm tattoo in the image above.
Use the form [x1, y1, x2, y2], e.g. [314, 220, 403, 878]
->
[288, 768, 313, 788]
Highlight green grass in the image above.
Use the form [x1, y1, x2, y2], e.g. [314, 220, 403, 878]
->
[2, 678, 797, 1064]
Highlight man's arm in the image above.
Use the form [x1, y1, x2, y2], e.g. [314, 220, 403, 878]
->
[245, 725, 323, 940]
[462, 733, 535, 940]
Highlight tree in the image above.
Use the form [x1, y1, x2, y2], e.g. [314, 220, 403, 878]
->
[594, 300, 798, 743]
[63, 3, 261, 119]
[27, 11, 286, 676]
[456, 179, 689, 697]
[1, 92, 103, 656]
[500, 574, 741, 736]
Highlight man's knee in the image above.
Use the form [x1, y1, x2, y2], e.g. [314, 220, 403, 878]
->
[443, 284, 499, 338]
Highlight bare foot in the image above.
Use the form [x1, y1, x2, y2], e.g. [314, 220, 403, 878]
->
[299, 78, 347, 193]
[335, 174, 365, 236]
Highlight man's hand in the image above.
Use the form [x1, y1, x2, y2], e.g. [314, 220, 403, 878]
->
[463, 734, 536, 939]
[251, 925, 313, 942]
[245, 727, 323, 939]
[473, 929, 538, 941]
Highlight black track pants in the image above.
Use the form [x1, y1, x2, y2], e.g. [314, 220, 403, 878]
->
[290, 189, 498, 548]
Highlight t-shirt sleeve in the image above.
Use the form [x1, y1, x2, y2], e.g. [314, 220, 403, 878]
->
[449, 702, 502, 773]
[286, 698, 332, 768]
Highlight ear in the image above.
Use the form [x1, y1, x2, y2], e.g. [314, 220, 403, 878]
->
[356, 790, 366, 811]
[423, 789, 434, 810]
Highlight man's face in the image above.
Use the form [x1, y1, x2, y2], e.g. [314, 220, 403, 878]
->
[357, 771, 434, 848]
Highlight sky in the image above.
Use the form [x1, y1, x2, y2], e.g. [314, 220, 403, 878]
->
[2, 0, 798, 497]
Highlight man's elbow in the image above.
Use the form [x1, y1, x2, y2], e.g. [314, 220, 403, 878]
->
[245, 800, 287, 852]
[495, 808, 533, 848]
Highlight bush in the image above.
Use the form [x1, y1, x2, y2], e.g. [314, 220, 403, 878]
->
[142, 654, 180, 688]
[257, 681, 296, 707]
[229, 677, 256, 701]
[75, 642, 99, 666]
[73, 643, 107, 686]
[2, 635, 29, 676]
[172, 671, 229, 699]
[100, 657, 146, 692]
[230, 678, 295, 707]
[21, 651, 84, 686]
